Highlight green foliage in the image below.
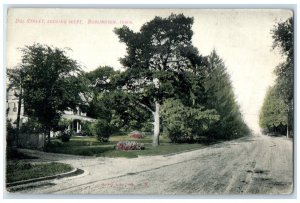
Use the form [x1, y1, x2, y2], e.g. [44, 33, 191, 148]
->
[115, 14, 207, 146]
[114, 14, 204, 104]
[259, 86, 288, 134]
[81, 121, 96, 137]
[6, 161, 73, 183]
[95, 119, 113, 142]
[260, 17, 294, 136]
[203, 50, 250, 139]
[20, 43, 86, 143]
[57, 118, 72, 132]
[161, 99, 219, 143]
[19, 118, 43, 134]
[6, 120, 16, 146]
[61, 129, 72, 142]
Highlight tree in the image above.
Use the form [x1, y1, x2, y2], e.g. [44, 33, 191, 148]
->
[20, 43, 86, 145]
[271, 17, 294, 137]
[85, 66, 152, 134]
[259, 86, 288, 134]
[7, 67, 26, 146]
[203, 50, 249, 139]
[114, 14, 205, 146]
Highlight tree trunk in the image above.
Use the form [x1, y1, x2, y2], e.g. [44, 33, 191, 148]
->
[153, 101, 160, 147]
[15, 88, 22, 147]
[48, 129, 51, 144]
[286, 107, 290, 138]
[286, 113, 289, 138]
[44, 128, 51, 148]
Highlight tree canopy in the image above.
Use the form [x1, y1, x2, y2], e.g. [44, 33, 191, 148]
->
[114, 13, 208, 146]
[203, 50, 250, 139]
[20, 43, 87, 144]
[259, 86, 287, 134]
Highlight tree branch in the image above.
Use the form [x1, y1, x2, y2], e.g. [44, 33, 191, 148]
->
[136, 101, 154, 115]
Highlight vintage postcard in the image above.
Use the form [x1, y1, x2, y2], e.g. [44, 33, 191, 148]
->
[5, 8, 294, 195]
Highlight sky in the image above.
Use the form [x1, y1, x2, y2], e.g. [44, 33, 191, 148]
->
[6, 8, 293, 133]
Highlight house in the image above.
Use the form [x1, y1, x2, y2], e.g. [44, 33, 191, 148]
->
[61, 106, 96, 135]
[6, 88, 95, 137]
[6, 87, 28, 127]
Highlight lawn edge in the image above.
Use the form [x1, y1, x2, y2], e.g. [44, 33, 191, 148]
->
[6, 167, 81, 187]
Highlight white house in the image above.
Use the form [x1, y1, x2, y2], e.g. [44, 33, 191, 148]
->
[6, 88, 95, 136]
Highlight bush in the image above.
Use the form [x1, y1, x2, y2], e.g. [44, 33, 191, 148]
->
[95, 119, 112, 143]
[115, 141, 145, 151]
[20, 118, 43, 134]
[61, 129, 72, 142]
[81, 121, 96, 136]
[57, 119, 72, 132]
[129, 131, 145, 139]
[6, 120, 16, 146]
[161, 99, 219, 143]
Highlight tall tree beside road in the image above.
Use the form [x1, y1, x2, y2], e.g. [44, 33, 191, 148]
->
[20, 44, 86, 145]
[271, 17, 294, 138]
[204, 50, 250, 139]
[114, 14, 206, 146]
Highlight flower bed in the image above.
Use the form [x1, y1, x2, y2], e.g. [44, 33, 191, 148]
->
[115, 141, 145, 151]
[128, 131, 145, 139]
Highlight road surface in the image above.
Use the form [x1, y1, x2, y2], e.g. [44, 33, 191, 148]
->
[14, 134, 293, 195]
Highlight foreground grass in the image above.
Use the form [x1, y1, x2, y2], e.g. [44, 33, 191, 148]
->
[6, 148, 74, 183]
[46, 135, 213, 158]
[7, 162, 73, 183]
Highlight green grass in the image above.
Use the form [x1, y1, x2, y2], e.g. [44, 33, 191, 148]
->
[45, 135, 211, 158]
[6, 161, 73, 183]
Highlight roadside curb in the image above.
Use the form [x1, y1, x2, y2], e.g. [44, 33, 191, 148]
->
[6, 167, 83, 188]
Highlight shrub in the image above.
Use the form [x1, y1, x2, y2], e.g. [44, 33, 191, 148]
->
[6, 120, 16, 146]
[129, 131, 145, 139]
[115, 141, 145, 151]
[161, 99, 220, 143]
[81, 121, 96, 136]
[57, 119, 72, 132]
[95, 119, 112, 143]
[61, 129, 72, 142]
[20, 118, 43, 134]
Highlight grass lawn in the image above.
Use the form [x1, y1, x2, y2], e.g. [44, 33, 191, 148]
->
[6, 161, 74, 183]
[46, 135, 214, 158]
[6, 148, 73, 183]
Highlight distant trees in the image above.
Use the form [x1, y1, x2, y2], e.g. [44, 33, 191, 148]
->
[259, 86, 288, 134]
[259, 17, 294, 137]
[19, 44, 87, 145]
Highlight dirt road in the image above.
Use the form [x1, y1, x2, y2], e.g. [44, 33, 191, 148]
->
[15, 134, 293, 195]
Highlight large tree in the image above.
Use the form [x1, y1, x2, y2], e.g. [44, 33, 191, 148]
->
[204, 50, 249, 139]
[114, 14, 206, 146]
[271, 17, 294, 137]
[20, 44, 86, 145]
